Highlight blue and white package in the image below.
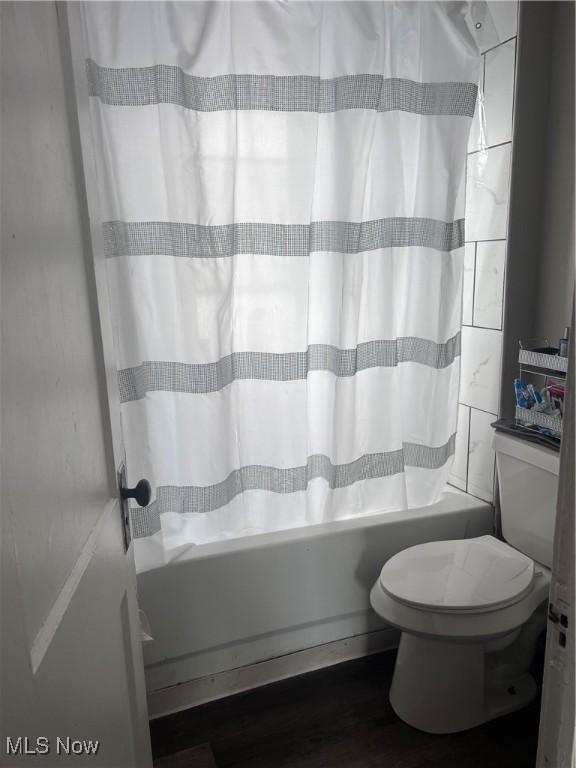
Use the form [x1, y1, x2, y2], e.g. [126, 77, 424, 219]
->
[514, 379, 530, 409]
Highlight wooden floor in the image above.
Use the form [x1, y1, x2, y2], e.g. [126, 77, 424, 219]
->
[151, 650, 542, 768]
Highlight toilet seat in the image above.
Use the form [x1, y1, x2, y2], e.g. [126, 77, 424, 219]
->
[371, 554, 550, 641]
[380, 535, 535, 614]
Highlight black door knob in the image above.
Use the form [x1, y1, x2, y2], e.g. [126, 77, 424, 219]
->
[120, 478, 151, 507]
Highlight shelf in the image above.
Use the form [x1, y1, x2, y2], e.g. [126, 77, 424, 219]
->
[515, 406, 563, 436]
[518, 348, 568, 375]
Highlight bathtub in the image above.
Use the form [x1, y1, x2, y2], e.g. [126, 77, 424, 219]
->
[137, 489, 492, 717]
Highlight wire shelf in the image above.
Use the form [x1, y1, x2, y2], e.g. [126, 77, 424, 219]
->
[518, 348, 568, 375]
[515, 406, 563, 436]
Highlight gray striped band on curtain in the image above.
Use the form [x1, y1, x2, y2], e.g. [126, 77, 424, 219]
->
[118, 335, 461, 402]
[87, 60, 478, 117]
[104, 218, 465, 259]
[129, 436, 456, 538]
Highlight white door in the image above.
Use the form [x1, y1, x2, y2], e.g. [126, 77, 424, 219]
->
[0, 3, 153, 766]
[536, 311, 575, 768]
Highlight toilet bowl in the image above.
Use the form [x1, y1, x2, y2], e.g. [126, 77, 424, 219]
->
[370, 433, 560, 734]
[370, 535, 550, 733]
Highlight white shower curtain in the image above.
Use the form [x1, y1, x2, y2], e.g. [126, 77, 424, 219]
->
[80, 1, 480, 567]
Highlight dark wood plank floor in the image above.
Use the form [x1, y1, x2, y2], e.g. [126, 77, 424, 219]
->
[151, 650, 541, 768]
[154, 743, 218, 768]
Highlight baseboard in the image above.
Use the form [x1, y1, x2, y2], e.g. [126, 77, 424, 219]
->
[147, 627, 400, 720]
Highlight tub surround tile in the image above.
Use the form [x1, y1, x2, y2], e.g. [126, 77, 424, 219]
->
[467, 408, 498, 503]
[473, 240, 506, 330]
[449, 404, 470, 491]
[458, 1, 516, 506]
[465, 143, 512, 242]
[481, 2, 518, 53]
[484, 39, 516, 147]
[463, 243, 476, 325]
[460, 326, 503, 414]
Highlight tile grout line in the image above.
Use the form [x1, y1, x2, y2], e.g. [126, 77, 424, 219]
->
[465, 238, 507, 244]
[480, 34, 517, 58]
[459, 402, 498, 419]
[467, 139, 512, 158]
[462, 322, 504, 332]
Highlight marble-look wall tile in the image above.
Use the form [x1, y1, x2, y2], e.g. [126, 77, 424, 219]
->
[460, 326, 503, 413]
[484, 39, 516, 147]
[466, 143, 512, 241]
[467, 408, 498, 502]
[463, 243, 475, 325]
[449, 404, 470, 491]
[459, 3, 516, 496]
[473, 240, 506, 329]
[481, 2, 518, 53]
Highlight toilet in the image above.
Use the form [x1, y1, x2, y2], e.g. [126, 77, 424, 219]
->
[370, 432, 560, 734]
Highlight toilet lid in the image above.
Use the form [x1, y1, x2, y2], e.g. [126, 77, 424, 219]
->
[380, 536, 535, 613]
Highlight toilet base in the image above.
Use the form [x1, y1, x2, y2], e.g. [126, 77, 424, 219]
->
[389, 632, 538, 734]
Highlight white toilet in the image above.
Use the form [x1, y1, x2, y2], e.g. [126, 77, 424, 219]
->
[370, 432, 560, 734]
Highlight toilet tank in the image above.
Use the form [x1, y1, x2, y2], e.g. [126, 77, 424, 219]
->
[493, 432, 560, 568]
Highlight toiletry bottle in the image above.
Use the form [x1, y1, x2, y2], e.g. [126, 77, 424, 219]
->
[559, 326, 570, 357]
[527, 383, 543, 406]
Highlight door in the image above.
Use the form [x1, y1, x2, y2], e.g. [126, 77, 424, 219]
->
[0, 3, 153, 766]
[536, 309, 575, 768]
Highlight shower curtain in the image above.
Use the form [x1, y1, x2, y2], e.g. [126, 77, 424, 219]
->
[80, 1, 481, 566]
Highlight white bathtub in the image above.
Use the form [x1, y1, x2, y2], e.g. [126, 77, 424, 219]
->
[137, 489, 492, 717]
